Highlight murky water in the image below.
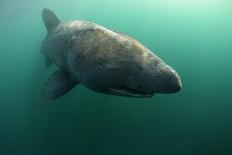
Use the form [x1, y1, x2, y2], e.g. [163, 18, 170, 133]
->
[1, 0, 232, 154]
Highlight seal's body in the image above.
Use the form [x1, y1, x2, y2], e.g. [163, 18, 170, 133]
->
[41, 8, 182, 101]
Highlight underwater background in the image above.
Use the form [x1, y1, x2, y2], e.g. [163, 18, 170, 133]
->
[0, 0, 232, 154]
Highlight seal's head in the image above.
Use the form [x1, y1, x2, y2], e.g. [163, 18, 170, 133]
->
[154, 64, 182, 94]
[109, 50, 182, 98]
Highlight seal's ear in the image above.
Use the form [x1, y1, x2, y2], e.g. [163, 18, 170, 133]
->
[42, 8, 60, 34]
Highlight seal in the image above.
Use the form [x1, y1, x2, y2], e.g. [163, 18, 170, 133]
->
[41, 8, 182, 101]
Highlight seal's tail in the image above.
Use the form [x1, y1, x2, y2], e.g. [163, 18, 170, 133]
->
[42, 8, 60, 34]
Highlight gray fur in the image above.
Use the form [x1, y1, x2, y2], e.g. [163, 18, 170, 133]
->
[41, 8, 182, 101]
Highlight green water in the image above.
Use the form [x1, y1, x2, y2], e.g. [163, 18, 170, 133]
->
[1, 0, 232, 154]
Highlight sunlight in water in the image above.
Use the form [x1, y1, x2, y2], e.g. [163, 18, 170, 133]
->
[159, 0, 224, 10]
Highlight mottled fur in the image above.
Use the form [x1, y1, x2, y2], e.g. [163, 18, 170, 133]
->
[41, 8, 182, 101]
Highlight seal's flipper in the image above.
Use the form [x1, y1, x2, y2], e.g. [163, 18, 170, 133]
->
[43, 70, 78, 101]
[42, 8, 60, 33]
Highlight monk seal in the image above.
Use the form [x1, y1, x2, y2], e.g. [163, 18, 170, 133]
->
[41, 8, 182, 101]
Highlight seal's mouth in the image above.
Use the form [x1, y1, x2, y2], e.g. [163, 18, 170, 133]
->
[110, 87, 153, 98]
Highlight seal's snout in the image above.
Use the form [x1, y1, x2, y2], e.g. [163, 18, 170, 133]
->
[157, 65, 182, 94]
[166, 66, 182, 93]
[171, 72, 182, 93]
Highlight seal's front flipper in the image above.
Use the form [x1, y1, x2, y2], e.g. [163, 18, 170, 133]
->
[43, 70, 78, 101]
